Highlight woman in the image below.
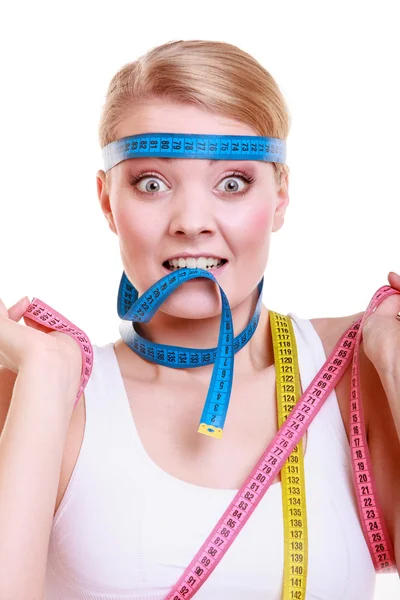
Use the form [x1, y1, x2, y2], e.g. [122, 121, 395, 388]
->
[0, 39, 399, 599]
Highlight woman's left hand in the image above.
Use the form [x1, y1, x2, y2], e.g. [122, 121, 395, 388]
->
[362, 271, 400, 373]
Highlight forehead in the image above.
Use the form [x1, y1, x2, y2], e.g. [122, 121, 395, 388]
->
[115, 100, 259, 140]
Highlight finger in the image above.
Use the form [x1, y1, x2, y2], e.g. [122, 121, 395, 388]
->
[8, 297, 31, 322]
[388, 271, 400, 288]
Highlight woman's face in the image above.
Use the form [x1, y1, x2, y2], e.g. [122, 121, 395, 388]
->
[97, 100, 289, 319]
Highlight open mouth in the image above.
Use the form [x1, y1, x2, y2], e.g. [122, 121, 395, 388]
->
[162, 259, 228, 272]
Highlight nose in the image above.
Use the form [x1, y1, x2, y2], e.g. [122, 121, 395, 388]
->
[168, 184, 217, 239]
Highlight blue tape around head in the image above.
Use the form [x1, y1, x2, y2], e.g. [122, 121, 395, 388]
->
[102, 132, 286, 172]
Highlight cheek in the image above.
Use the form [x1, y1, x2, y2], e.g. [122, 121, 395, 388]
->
[233, 207, 273, 245]
[113, 201, 158, 251]
[249, 208, 272, 233]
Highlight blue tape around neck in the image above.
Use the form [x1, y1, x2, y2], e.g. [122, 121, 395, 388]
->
[117, 269, 264, 439]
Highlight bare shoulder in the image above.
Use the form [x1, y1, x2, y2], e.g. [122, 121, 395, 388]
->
[309, 311, 365, 352]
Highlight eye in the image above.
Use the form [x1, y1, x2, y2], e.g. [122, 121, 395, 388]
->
[216, 172, 255, 195]
[129, 172, 168, 195]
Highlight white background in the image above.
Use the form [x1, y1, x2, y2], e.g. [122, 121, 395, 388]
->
[1, 0, 399, 597]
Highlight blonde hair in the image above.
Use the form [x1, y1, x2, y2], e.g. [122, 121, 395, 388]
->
[98, 40, 291, 191]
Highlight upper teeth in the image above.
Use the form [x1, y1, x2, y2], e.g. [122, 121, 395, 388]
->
[167, 257, 223, 269]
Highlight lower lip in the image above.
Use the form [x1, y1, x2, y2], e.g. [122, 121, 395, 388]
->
[162, 262, 228, 277]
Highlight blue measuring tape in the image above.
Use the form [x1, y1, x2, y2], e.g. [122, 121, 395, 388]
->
[117, 269, 263, 439]
[102, 132, 286, 172]
[103, 131, 287, 438]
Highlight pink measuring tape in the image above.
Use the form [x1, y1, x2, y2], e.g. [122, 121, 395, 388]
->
[23, 299, 93, 407]
[23, 283, 399, 596]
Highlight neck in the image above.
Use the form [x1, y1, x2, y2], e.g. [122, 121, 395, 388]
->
[132, 287, 274, 383]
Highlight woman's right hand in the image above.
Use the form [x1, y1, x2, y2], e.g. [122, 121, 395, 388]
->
[0, 296, 83, 376]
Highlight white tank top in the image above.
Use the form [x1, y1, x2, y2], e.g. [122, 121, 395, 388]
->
[44, 313, 376, 599]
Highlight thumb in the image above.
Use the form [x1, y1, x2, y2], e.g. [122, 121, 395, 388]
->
[388, 271, 400, 289]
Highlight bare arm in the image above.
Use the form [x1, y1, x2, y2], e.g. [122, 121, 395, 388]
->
[0, 354, 81, 600]
[366, 360, 400, 572]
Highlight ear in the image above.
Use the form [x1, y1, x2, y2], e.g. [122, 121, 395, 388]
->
[272, 173, 290, 233]
[96, 170, 117, 235]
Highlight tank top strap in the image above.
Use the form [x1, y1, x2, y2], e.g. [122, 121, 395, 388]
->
[84, 342, 131, 427]
[78, 342, 145, 481]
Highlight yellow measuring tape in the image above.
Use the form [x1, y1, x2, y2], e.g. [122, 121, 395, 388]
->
[270, 311, 308, 600]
